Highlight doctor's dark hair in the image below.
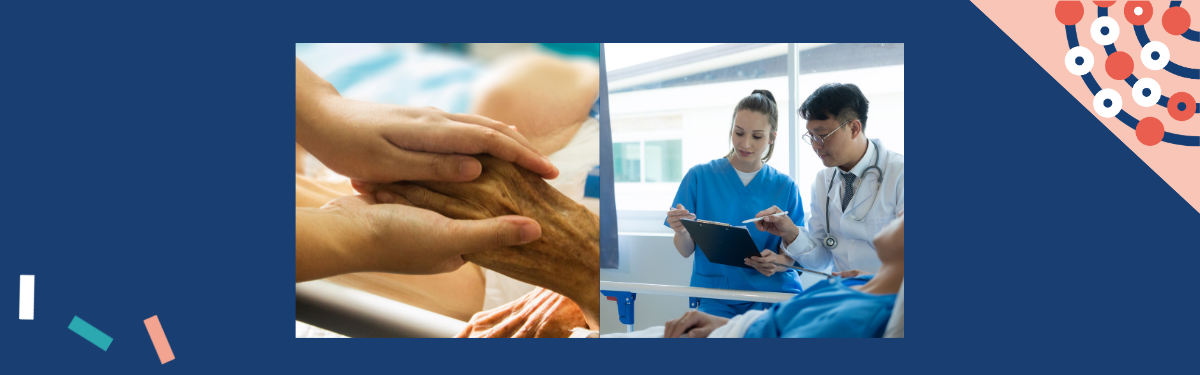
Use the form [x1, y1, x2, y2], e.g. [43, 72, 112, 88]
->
[799, 83, 869, 132]
[725, 89, 779, 162]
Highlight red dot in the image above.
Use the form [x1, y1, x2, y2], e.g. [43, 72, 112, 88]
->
[1105, 51, 1134, 80]
[1125, 2, 1154, 26]
[1093, 1, 1115, 7]
[1056, 1, 1084, 25]
[1163, 7, 1191, 36]
[1136, 117, 1164, 146]
[1167, 92, 1195, 122]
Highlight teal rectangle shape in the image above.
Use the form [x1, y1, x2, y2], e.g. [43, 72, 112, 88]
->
[68, 316, 113, 351]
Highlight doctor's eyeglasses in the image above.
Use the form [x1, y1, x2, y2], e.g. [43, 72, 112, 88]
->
[802, 118, 854, 147]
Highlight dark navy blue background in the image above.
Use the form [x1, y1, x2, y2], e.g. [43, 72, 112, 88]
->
[3, 0, 1197, 373]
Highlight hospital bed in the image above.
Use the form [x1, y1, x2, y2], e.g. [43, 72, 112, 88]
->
[296, 280, 467, 338]
[601, 280, 905, 337]
[600, 281, 796, 333]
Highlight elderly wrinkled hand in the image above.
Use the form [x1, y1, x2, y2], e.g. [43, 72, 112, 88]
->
[356, 155, 600, 333]
[664, 310, 730, 338]
[454, 288, 588, 338]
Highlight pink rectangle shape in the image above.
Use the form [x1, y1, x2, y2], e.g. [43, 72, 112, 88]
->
[143, 315, 175, 364]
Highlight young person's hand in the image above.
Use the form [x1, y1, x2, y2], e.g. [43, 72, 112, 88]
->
[295, 193, 541, 282]
[746, 249, 793, 277]
[295, 58, 558, 184]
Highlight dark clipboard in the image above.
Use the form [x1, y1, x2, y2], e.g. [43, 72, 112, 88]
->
[679, 219, 762, 269]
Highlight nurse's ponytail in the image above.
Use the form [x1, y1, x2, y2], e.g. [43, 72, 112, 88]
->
[726, 90, 779, 162]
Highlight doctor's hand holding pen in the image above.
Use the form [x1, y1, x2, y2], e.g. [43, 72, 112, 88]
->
[753, 205, 800, 244]
[666, 204, 699, 258]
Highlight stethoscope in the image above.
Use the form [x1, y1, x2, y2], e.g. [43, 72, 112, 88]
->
[822, 140, 883, 249]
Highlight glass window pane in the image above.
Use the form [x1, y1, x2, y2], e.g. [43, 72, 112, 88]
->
[607, 44, 788, 225]
[793, 43, 903, 221]
[644, 140, 682, 183]
[613, 142, 641, 182]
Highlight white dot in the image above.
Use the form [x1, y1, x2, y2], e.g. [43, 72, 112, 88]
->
[1132, 78, 1161, 107]
[1065, 46, 1095, 75]
[1141, 41, 1170, 70]
[1093, 89, 1122, 118]
[1135, 7, 1143, 16]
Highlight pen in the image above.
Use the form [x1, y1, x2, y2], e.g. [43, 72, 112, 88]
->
[771, 262, 833, 278]
[742, 211, 789, 224]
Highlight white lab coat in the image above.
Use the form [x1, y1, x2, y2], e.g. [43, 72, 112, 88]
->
[783, 139, 904, 274]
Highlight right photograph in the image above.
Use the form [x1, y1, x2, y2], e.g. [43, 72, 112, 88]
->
[599, 43, 904, 338]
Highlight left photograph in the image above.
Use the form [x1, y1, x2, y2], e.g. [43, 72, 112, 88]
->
[294, 43, 601, 338]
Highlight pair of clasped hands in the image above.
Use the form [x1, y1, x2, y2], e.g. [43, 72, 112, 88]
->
[296, 88, 561, 280]
[665, 204, 868, 278]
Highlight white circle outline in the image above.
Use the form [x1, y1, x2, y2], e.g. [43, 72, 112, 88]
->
[1132, 78, 1161, 107]
[1065, 46, 1094, 75]
[1140, 41, 1170, 70]
[1091, 16, 1120, 46]
[1093, 88, 1122, 118]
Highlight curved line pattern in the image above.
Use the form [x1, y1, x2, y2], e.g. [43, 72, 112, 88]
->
[1066, 21, 1200, 146]
[1095, 6, 1200, 111]
[1134, 25, 1200, 78]
[1170, 1, 1200, 41]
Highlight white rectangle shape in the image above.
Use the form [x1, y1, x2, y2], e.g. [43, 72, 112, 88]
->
[19, 275, 34, 320]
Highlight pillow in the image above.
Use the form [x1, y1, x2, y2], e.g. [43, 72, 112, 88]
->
[883, 280, 904, 338]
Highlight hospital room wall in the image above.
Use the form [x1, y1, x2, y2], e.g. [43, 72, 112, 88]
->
[599, 226, 828, 334]
[610, 76, 791, 212]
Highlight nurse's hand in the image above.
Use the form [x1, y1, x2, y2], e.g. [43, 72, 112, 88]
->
[666, 204, 697, 234]
[832, 269, 871, 278]
[746, 250, 791, 277]
[312, 194, 541, 276]
[295, 85, 558, 183]
[754, 205, 799, 244]
[664, 310, 730, 338]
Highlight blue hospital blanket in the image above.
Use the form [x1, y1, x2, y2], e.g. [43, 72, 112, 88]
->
[743, 276, 896, 338]
[295, 43, 480, 114]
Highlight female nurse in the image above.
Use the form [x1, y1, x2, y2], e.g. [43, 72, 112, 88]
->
[663, 90, 804, 318]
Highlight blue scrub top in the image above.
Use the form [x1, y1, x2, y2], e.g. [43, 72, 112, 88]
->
[664, 158, 804, 299]
[744, 276, 896, 338]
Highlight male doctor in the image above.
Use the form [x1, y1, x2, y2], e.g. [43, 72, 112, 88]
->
[746, 83, 903, 277]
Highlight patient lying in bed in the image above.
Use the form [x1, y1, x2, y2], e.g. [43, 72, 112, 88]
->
[604, 215, 904, 339]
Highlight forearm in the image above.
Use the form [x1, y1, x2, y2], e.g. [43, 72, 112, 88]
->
[362, 156, 600, 329]
[462, 211, 600, 330]
[558, 238, 600, 330]
[794, 246, 832, 271]
[674, 231, 696, 258]
[295, 58, 342, 149]
[295, 207, 364, 282]
[780, 226, 830, 270]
